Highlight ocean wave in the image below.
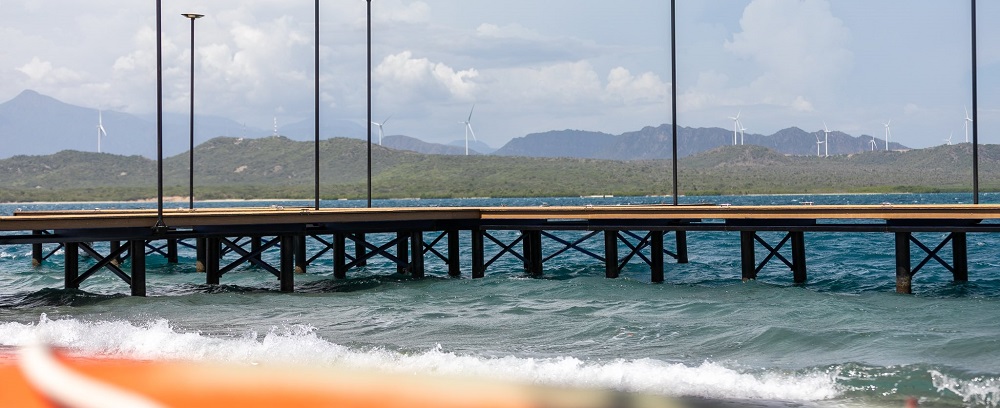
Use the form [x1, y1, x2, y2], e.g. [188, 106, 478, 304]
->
[932, 369, 1000, 407]
[0, 315, 842, 402]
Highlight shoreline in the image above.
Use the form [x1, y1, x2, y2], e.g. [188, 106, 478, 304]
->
[0, 191, 985, 206]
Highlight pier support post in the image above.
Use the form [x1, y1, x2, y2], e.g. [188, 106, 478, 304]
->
[333, 233, 347, 279]
[196, 238, 207, 272]
[410, 231, 424, 278]
[675, 231, 689, 264]
[109, 241, 122, 266]
[740, 231, 756, 281]
[396, 232, 409, 274]
[279, 235, 295, 292]
[604, 230, 619, 278]
[471, 229, 485, 279]
[523, 230, 543, 276]
[651, 231, 664, 283]
[895, 232, 912, 294]
[953, 232, 969, 282]
[791, 231, 807, 284]
[447, 230, 461, 277]
[251, 237, 262, 266]
[166, 239, 178, 263]
[130, 239, 146, 297]
[295, 235, 307, 274]
[64, 242, 79, 289]
[355, 233, 367, 267]
[521, 231, 531, 274]
[205, 237, 220, 285]
[32, 231, 43, 267]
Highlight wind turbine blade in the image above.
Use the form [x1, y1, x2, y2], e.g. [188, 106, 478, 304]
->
[823, 121, 829, 132]
[383, 115, 392, 126]
[468, 104, 476, 122]
[468, 124, 477, 141]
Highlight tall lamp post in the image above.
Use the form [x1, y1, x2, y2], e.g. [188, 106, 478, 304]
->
[182, 13, 204, 209]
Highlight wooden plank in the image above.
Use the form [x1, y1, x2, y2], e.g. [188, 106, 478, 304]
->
[3, 204, 1000, 233]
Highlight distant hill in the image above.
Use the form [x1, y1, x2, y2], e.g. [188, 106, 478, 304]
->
[494, 130, 616, 158]
[383, 135, 476, 155]
[0, 89, 912, 161]
[0, 137, 993, 202]
[0, 90, 156, 158]
[279, 116, 367, 140]
[491, 125, 907, 160]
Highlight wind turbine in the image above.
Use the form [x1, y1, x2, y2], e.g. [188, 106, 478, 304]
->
[460, 104, 477, 156]
[965, 106, 973, 143]
[728, 110, 742, 145]
[371, 115, 392, 145]
[869, 136, 877, 151]
[945, 132, 953, 146]
[822, 122, 831, 157]
[814, 133, 824, 157]
[882, 120, 892, 151]
[96, 110, 107, 153]
[739, 124, 747, 145]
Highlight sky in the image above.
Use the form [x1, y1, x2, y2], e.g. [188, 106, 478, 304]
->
[2, 0, 999, 149]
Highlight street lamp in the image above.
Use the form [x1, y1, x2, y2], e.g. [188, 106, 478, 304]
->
[182, 13, 204, 209]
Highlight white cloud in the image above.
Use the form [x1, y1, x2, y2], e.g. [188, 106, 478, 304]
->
[605, 67, 668, 105]
[790, 96, 814, 112]
[17, 57, 83, 84]
[374, 51, 479, 104]
[476, 23, 541, 40]
[489, 61, 602, 107]
[680, 71, 733, 111]
[723, 0, 851, 110]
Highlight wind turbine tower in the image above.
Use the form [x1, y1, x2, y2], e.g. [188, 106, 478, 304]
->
[965, 106, 973, 143]
[371, 115, 392, 145]
[729, 110, 742, 146]
[460, 104, 477, 156]
[822, 122, 831, 157]
[739, 124, 747, 145]
[96, 110, 108, 153]
[882, 120, 892, 151]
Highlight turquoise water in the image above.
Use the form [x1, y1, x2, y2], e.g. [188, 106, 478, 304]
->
[2, 193, 1000, 407]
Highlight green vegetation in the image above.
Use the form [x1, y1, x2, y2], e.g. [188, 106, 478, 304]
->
[0, 137, 996, 203]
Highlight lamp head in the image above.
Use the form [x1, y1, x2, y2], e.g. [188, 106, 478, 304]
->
[182, 13, 205, 20]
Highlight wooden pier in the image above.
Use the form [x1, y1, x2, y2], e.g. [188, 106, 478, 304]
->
[2, 204, 999, 296]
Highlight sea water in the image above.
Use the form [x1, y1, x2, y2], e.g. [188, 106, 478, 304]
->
[1, 193, 1000, 407]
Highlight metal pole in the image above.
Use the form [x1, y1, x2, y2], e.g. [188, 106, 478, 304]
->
[154, 0, 166, 232]
[183, 14, 203, 210]
[314, 0, 321, 210]
[670, 0, 679, 206]
[972, 0, 980, 204]
[367, 0, 373, 208]
[188, 17, 194, 209]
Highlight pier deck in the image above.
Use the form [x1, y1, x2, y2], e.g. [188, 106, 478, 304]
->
[1, 204, 997, 296]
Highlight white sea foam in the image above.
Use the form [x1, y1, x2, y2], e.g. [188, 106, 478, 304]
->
[0, 315, 841, 402]
[932, 370, 1000, 407]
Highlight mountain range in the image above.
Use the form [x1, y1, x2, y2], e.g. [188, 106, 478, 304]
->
[1, 89, 909, 160]
[0, 136, 992, 203]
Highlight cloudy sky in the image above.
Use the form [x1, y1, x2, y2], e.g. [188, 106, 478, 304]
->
[2, 0, 999, 149]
